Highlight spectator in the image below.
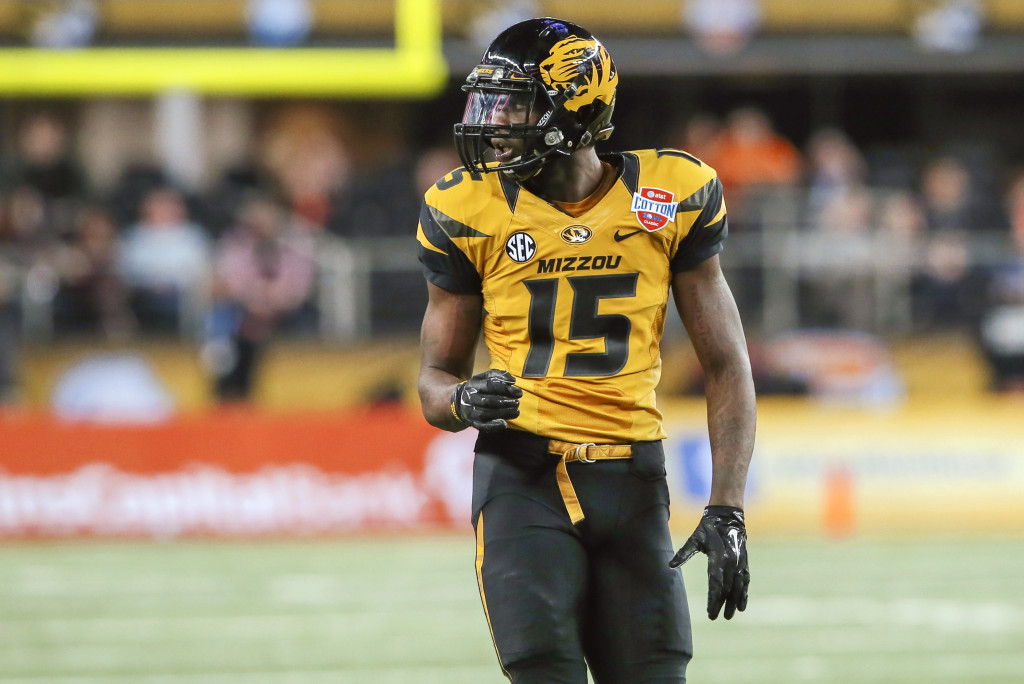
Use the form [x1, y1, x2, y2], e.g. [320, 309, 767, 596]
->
[1, 186, 62, 342]
[3, 186, 53, 254]
[876, 190, 928, 330]
[800, 129, 877, 329]
[49, 205, 135, 338]
[921, 155, 980, 233]
[14, 114, 85, 205]
[976, 170, 1024, 391]
[878, 189, 927, 243]
[107, 162, 173, 230]
[0, 292, 16, 401]
[13, 113, 86, 247]
[913, 156, 979, 329]
[117, 186, 212, 334]
[802, 187, 878, 330]
[0, 184, 61, 398]
[666, 113, 723, 163]
[201, 194, 316, 401]
[804, 127, 868, 225]
[714, 107, 802, 190]
[0, 192, 23, 402]
[709, 107, 802, 226]
[260, 105, 353, 232]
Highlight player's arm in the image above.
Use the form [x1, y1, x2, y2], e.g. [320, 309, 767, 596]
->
[418, 282, 521, 432]
[672, 254, 755, 507]
[669, 254, 756, 620]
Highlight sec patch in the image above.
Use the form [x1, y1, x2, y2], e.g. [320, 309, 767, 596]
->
[505, 231, 537, 263]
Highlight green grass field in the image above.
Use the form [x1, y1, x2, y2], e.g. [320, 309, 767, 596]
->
[1, 535, 1022, 683]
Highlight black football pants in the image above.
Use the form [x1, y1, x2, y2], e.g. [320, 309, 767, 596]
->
[472, 432, 692, 684]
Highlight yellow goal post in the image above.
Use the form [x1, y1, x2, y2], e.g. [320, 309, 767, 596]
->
[0, 0, 447, 97]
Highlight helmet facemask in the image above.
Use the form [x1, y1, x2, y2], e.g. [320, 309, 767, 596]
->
[454, 68, 566, 180]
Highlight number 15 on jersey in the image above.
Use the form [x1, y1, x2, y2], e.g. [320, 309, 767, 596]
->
[522, 273, 639, 378]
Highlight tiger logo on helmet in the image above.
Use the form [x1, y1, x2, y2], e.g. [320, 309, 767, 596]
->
[539, 36, 618, 113]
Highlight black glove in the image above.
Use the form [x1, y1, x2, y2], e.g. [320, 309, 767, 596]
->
[670, 505, 749, 620]
[450, 369, 522, 432]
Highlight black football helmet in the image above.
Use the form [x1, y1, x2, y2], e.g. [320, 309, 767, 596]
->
[454, 17, 618, 179]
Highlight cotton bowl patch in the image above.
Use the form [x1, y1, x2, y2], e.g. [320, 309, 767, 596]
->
[631, 186, 677, 231]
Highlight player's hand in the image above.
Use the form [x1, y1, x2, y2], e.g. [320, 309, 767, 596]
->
[670, 506, 749, 620]
[451, 369, 522, 432]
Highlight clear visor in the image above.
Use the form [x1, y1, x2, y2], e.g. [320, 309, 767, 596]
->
[461, 90, 536, 126]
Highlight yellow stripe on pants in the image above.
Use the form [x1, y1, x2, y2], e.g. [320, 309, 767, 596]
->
[475, 512, 511, 681]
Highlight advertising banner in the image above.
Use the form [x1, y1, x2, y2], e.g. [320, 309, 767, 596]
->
[2, 398, 1023, 538]
[663, 398, 1024, 536]
[0, 406, 463, 537]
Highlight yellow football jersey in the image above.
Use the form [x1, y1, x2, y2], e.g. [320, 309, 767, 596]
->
[417, 149, 728, 443]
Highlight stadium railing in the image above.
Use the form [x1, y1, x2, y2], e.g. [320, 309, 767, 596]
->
[13, 186, 1010, 343]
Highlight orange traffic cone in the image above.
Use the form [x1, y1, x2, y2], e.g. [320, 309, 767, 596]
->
[823, 463, 854, 538]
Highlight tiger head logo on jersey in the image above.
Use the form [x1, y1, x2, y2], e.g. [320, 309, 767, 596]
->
[539, 37, 618, 114]
[560, 225, 593, 245]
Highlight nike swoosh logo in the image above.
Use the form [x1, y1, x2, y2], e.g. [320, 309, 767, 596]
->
[725, 528, 742, 556]
[614, 229, 644, 242]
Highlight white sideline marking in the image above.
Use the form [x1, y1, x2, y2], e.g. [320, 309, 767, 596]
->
[0, 611, 455, 643]
[3, 595, 1015, 641]
[744, 595, 1021, 634]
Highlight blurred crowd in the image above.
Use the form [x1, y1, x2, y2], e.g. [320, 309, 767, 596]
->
[671, 107, 1015, 320]
[667, 105, 1024, 390]
[0, 109, 460, 403]
[2, 98, 1024, 400]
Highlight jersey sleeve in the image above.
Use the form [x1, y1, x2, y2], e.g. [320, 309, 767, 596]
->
[416, 200, 483, 295]
[669, 175, 728, 273]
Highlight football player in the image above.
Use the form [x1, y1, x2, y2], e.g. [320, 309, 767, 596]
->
[416, 17, 755, 683]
